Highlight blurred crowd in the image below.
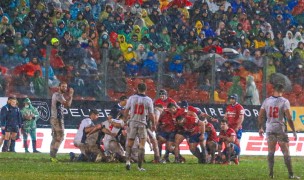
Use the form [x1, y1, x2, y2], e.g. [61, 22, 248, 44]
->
[0, 0, 303, 104]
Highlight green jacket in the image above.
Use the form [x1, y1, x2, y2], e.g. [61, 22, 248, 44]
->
[21, 99, 39, 131]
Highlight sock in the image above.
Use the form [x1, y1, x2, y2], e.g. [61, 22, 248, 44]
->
[125, 146, 131, 163]
[138, 148, 145, 168]
[2, 140, 8, 151]
[50, 148, 58, 158]
[9, 140, 16, 152]
[268, 152, 275, 175]
[284, 155, 293, 176]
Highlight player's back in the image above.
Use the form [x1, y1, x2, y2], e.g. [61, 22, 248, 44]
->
[262, 96, 290, 133]
[126, 94, 153, 124]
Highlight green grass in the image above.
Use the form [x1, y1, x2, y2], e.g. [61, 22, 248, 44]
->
[0, 153, 302, 180]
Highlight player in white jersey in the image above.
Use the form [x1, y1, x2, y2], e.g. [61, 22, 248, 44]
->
[123, 83, 155, 171]
[103, 114, 125, 162]
[258, 84, 299, 179]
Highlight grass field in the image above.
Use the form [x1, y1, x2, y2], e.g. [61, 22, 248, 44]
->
[0, 153, 302, 180]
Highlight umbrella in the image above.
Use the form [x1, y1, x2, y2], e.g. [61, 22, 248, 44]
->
[198, 53, 226, 68]
[269, 73, 292, 92]
[165, 0, 192, 9]
[241, 60, 260, 73]
[221, 59, 241, 69]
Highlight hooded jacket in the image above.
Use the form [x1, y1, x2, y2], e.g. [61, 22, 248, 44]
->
[21, 98, 39, 131]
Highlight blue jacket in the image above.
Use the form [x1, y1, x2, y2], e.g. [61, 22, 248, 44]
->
[0, 104, 22, 127]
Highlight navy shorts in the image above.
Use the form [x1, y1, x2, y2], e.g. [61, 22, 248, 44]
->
[1, 129, 5, 135]
[182, 132, 201, 143]
[237, 129, 242, 140]
[157, 131, 176, 142]
[5, 125, 19, 133]
[223, 143, 240, 156]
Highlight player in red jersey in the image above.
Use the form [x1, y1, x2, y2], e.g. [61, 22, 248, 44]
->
[223, 94, 244, 140]
[218, 120, 240, 165]
[175, 114, 206, 163]
[156, 104, 177, 163]
[154, 89, 177, 109]
[180, 100, 218, 122]
[205, 122, 219, 164]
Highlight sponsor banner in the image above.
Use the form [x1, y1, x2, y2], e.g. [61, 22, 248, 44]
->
[241, 132, 304, 156]
[289, 107, 304, 131]
[2, 129, 303, 156]
[0, 98, 303, 131]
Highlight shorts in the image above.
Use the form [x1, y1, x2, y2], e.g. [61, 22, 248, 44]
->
[5, 125, 19, 133]
[157, 131, 176, 142]
[182, 132, 201, 143]
[223, 143, 240, 156]
[1, 129, 5, 135]
[267, 132, 289, 143]
[127, 121, 147, 140]
[237, 129, 242, 139]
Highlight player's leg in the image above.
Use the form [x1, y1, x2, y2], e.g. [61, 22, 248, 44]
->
[0, 131, 5, 148]
[147, 129, 160, 162]
[277, 134, 298, 179]
[267, 133, 277, 178]
[137, 126, 147, 170]
[207, 140, 218, 164]
[2, 127, 11, 152]
[9, 130, 18, 152]
[174, 133, 185, 163]
[125, 124, 136, 170]
[50, 118, 64, 160]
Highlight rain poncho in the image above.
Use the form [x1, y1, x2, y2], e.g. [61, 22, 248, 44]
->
[244, 75, 260, 105]
[21, 98, 39, 133]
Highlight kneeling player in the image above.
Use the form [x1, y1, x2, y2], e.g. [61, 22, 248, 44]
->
[103, 114, 125, 162]
[218, 120, 240, 165]
[73, 109, 115, 162]
[205, 122, 219, 164]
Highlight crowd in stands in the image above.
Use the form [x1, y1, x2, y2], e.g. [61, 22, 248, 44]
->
[0, 0, 304, 105]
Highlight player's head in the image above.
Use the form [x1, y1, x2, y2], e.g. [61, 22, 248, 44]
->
[9, 97, 17, 107]
[89, 109, 100, 120]
[176, 115, 185, 126]
[119, 95, 128, 106]
[180, 100, 188, 109]
[59, 81, 68, 93]
[159, 89, 167, 100]
[167, 102, 178, 113]
[205, 122, 212, 132]
[228, 94, 238, 104]
[137, 83, 147, 93]
[273, 83, 285, 93]
[220, 119, 229, 130]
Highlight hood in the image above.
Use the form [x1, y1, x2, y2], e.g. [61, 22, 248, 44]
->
[23, 98, 31, 104]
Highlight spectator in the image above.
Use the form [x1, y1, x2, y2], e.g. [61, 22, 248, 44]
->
[21, 98, 40, 153]
[31, 70, 46, 97]
[169, 55, 184, 74]
[227, 76, 243, 104]
[142, 51, 158, 76]
[125, 58, 139, 77]
[283, 30, 296, 50]
[244, 75, 260, 105]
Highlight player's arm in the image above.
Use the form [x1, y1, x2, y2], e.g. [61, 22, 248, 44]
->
[226, 134, 236, 143]
[149, 112, 156, 131]
[85, 124, 101, 134]
[198, 120, 205, 140]
[108, 117, 124, 128]
[101, 127, 117, 137]
[257, 108, 266, 136]
[235, 110, 244, 131]
[285, 108, 297, 140]
[62, 88, 74, 108]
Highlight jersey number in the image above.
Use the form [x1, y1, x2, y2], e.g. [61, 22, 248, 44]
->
[269, 106, 279, 118]
[134, 104, 144, 115]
